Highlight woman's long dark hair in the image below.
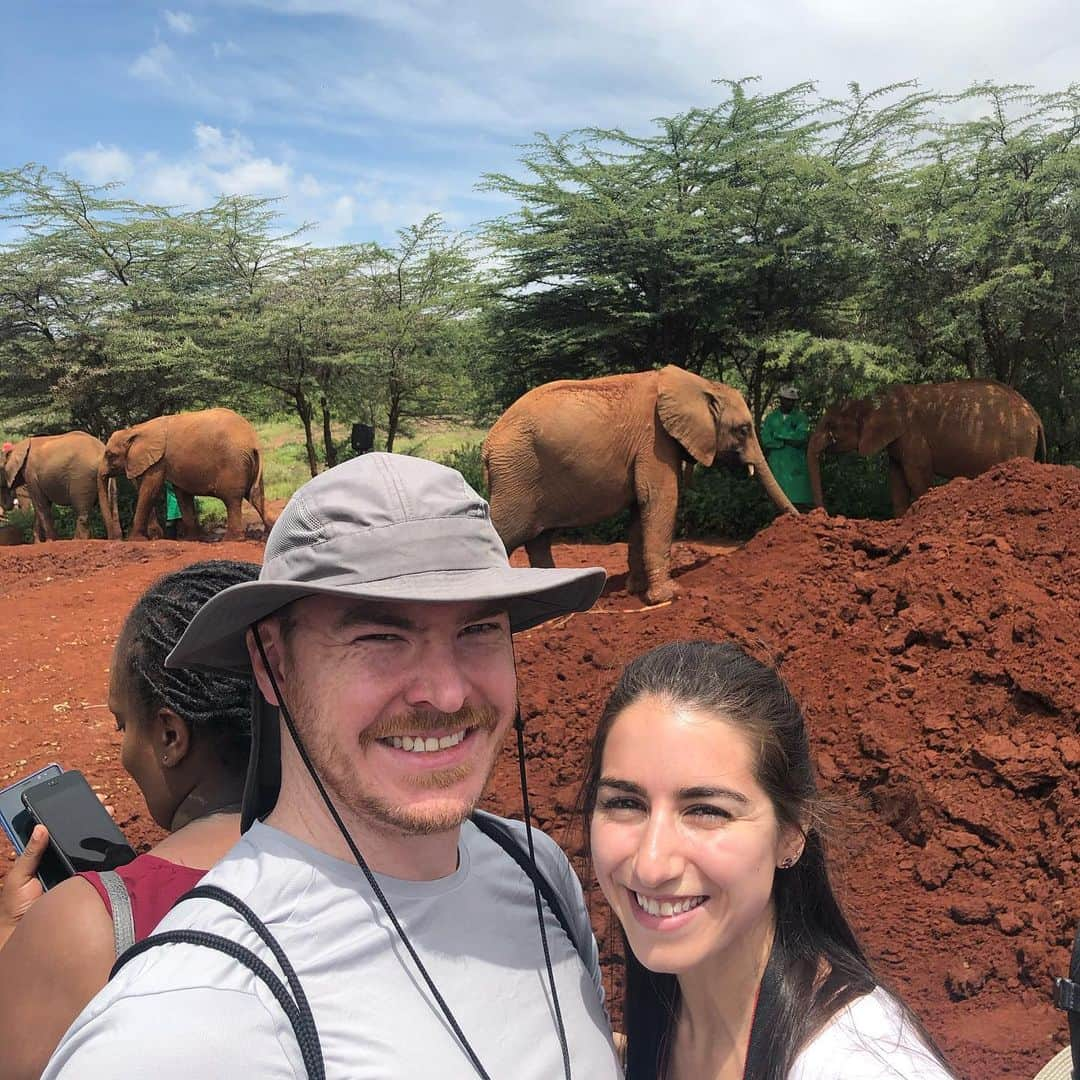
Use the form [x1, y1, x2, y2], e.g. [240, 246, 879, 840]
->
[581, 641, 914, 1080]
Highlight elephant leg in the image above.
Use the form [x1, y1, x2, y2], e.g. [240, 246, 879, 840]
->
[636, 473, 679, 606]
[176, 490, 199, 540]
[223, 497, 245, 541]
[524, 531, 555, 568]
[899, 443, 934, 510]
[247, 475, 271, 535]
[488, 491, 539, 558]
[129, 469, 164, 541]
[625, 505, 648, 597]
[887, 461, 911, 517]
[26, 484, 57, 542]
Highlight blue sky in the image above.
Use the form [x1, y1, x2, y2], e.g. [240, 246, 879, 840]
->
[3, 1, 1077, 245]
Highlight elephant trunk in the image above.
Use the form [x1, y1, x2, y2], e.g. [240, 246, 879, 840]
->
[745, 441, 797, 516]
[98, 467, 121, 540]
[807, 430, 829, 510]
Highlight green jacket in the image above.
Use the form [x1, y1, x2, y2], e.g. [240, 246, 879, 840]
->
[760, 408, 812, 506]
[164, 481, 182, 522]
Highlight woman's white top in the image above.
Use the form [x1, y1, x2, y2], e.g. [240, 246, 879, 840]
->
[790, 988, 954, 1079]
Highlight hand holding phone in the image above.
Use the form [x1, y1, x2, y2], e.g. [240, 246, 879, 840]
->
[21, 771, 136, 877]
[0, 824, 51, 948]
[0, 763, 70, 889]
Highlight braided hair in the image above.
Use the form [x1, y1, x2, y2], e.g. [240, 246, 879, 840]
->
[117, 560, 260, 776]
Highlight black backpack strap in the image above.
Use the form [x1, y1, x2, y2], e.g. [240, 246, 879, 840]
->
[470, 811, 585, 967]
[108, 887, 325, 1080]
[1053, 921, 1080, 1078]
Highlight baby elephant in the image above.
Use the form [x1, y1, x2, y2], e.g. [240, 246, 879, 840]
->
[103, 408, 272, 541]
[1, 432, 121, 541]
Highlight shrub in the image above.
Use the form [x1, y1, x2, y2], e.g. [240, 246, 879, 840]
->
[439, 442, 487, 496]
[0, 507, 36, 543]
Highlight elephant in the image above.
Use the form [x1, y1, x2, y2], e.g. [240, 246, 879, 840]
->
[0, 432, 121, 541]
[102, 408, 271, 542]
[808, 380, 1046, 517]
[482, 365, 797, 605]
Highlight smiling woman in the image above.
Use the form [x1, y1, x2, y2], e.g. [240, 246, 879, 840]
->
[582, 641, 955, 1080]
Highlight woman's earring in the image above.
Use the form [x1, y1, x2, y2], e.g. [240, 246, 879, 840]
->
[161, 755, 170, 765]
[780, 856, 796, 869]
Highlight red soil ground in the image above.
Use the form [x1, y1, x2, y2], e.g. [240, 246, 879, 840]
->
[1, 458, 1075, 1078]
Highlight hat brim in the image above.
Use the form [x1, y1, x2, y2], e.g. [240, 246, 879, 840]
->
[167, 564, 607, 673]
[1033, 1046, 1073, 1080]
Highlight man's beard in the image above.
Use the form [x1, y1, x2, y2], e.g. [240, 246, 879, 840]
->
[287, 690, 505, 836]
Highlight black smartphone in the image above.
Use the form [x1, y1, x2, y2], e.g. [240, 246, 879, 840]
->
[0, 763, 72, 889]
[21, 770, 136, 877]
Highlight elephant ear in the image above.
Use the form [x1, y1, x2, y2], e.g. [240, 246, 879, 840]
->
[2, 440, 30, 489]
[858, 399, 903, 456]
[125, 424, 166, 479]
[656, 366, 719, 466]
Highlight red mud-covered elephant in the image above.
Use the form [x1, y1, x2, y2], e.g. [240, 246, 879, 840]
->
[482, 365, 796, 605]
[808, 380, 1046, 517]
[102, 408, 272, 541]
[1, 432, 121, 541]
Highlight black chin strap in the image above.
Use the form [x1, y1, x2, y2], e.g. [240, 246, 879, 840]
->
[251, 627, 492, 1080]
[252, 626, 573, 1080]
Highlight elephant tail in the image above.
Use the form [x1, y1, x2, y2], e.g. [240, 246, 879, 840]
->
[107, 476, 120, 539]
[480, 443, 492, 496]
[97, 464, 122, 540]
[1036, 422, 1047, 462]
[247, 448, 273, 531]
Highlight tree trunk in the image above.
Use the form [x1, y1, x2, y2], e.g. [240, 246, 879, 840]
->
[385, 393, 402, 453]
[321, 394, 337, 468]
[295, 390, 319, 477]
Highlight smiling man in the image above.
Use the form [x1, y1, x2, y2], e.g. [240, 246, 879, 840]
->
[44, 454, 622, 1080]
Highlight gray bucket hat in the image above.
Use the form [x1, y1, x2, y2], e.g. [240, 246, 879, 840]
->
[167, 452, 607, 673]
[779, 385, 799, 401]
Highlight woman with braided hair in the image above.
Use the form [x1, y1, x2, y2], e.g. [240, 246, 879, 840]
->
[0, 560, 259, 1080]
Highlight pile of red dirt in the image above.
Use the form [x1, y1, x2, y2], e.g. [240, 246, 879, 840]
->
[1, 459, 1075, 1077]
[484, 457, 1079, 1078]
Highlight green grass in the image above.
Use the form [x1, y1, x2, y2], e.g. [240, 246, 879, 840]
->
[253, 417, 490, 504]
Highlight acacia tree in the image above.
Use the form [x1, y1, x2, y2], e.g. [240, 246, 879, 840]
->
[223, 244, 374, 476]
[0, 167, 295, 435]
[353, 216, 480, 451]
[862, 84, 1080, 457]
[481, 80, 935, 416]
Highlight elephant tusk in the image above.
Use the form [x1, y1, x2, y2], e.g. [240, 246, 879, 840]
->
[747, 463, 756, 478]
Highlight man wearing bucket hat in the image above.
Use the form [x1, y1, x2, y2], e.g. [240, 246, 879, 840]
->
[45, 454, 621, 1079]
[760, 385, 813, 510]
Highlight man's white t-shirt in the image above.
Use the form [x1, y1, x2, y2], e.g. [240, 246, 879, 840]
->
[791, 987, 954, 1079]
[43, 818, 621, 1079]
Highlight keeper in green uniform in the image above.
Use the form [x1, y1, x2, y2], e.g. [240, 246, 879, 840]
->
[760, 385, 813, 509]
[163, 481, 183, 540]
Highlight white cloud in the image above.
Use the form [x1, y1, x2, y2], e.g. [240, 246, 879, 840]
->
[129, 43, 174, 83]
[193, 122, 254, 166]
[143, 162, 210, 207]
[163, 9, 196, 34]
[217, 157, 293, 194]
[62, 144, 134, 184]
